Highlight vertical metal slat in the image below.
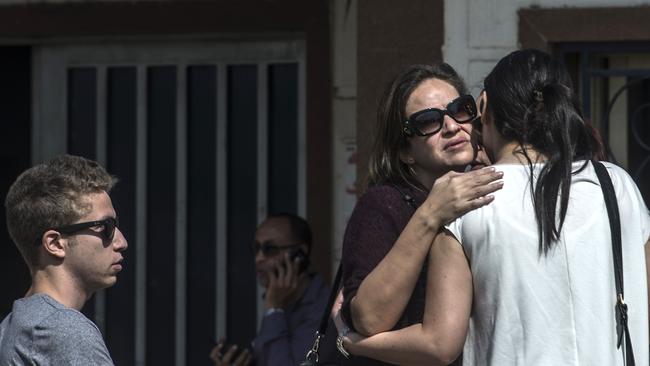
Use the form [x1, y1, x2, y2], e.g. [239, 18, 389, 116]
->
[175, 64, 188, 366]
[215, 63, 228, 340]
[95, 65, 108, 335]
[135, 65, 148, 366]
[256, 63, 269, 327]
[297, 54, 307, 218]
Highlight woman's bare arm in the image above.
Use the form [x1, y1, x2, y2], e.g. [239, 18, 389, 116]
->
[343, 230, 473, 365]
[349, 168, 500, 335]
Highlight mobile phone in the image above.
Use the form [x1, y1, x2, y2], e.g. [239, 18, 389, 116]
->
[289, 248, 310, 273]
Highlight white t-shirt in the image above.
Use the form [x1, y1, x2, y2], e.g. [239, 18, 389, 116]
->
[447, 161, 650, 366]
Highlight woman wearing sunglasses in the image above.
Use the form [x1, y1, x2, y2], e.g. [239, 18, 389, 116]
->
[336, 50, 650, 365]
[339, 64, 503, 365]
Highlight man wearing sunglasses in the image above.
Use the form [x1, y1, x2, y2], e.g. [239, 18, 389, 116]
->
[0, 155, 127, 365]
[210, 213, 336, 366]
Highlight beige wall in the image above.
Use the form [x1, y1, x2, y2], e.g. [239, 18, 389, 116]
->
[330, 0, 358, 275]
[356, 0, 444, 190]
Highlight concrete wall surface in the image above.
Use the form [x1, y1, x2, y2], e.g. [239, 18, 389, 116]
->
[444, 0, 650, 95]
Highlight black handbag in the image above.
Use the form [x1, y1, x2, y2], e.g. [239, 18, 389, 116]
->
[593, 160, 636, 366]
[299, 264, 343, 366]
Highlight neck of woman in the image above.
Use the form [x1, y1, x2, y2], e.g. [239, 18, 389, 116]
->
[414, 173, 436, 191]
[493, 141, 546, 165]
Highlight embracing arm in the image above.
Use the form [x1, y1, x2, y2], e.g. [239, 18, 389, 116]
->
[349, 203, 439, 336]
[344, 230, 473, 365]
[349, 168, 500, 336]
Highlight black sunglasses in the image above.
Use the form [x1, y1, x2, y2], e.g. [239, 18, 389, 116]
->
[403, 94, 478, 137]
[52, 217, 119, 242]
[251, 242, 302, 257]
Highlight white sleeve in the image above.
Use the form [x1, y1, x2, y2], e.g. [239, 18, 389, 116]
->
[445, 217, 463, 245]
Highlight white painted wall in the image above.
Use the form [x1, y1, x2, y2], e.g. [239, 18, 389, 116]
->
[330, 0, 358, 277]
[443, 0, 650, 95]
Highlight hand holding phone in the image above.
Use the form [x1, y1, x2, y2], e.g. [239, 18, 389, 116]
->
[266, 251, 309, 309]
[209, 338, 252, 366]
[289, 248, 310, 274]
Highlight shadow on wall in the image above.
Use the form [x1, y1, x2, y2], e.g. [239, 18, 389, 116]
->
[0, 45, 32, 317]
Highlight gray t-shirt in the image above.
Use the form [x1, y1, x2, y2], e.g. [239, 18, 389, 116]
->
[0, 293, 114, 365]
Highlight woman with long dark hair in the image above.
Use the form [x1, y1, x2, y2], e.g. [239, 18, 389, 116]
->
[339, 63, 503, 365]
[336, 49, 650, 365]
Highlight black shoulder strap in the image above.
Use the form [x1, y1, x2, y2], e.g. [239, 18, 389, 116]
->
[318, 264, 342, 333]
[303, 261, 342, 364]
[314, 183, 416, 337]
[303, 182, 418, 364]
[592, 160, 635, 366]
[390, 183, 418, 211]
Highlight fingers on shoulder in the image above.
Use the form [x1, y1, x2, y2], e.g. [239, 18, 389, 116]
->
[463, 167, 503, 186]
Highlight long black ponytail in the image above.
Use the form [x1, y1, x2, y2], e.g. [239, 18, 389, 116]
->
[484, 49, 599, 254]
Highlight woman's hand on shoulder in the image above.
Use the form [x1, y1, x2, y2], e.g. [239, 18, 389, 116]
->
[420, 167, 504, 228]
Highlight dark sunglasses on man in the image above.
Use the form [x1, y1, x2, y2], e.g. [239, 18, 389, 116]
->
[403, 94, 478, 137]
[251, 241, 303, 257]
[38, 217, 119, 244]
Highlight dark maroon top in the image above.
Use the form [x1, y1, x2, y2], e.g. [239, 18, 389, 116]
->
[341, 182, 427, 366]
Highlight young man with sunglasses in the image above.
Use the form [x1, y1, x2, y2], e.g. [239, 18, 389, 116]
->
[0, 155, 127, 365]
[210, 213, 336, 366]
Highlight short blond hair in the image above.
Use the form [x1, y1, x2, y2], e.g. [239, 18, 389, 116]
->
[5, 155, 116, 267]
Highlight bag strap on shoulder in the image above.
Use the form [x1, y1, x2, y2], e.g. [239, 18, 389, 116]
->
[592, 160, 635, 366]
[390, 183, 418, 211]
